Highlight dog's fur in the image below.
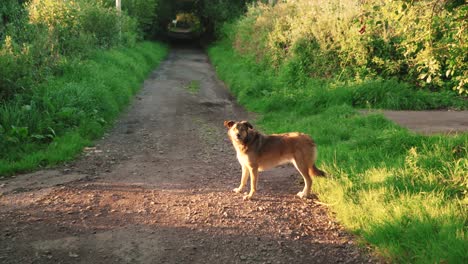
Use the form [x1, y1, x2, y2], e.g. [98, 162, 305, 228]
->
[224, 120, 325, 200]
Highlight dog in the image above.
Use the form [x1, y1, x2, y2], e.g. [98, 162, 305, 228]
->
[224, 120, 325, 200]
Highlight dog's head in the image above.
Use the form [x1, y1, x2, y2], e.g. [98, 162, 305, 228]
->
[224, 120, 253, 144]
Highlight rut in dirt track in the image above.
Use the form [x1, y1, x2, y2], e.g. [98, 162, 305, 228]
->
[0, 44, 378, 264]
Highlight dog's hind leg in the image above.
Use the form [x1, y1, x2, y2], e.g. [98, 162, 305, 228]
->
[234, 165, 249, 193]
[292, 160, 313, 199]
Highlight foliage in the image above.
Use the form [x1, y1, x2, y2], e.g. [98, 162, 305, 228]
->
[27, 0, 138, 50]
[0, 42, 168, 175]
[208, 39, 468, 264]
[100, 0, 159, 38]
[0, 0, 165, 174]
[169, 12, 202, 33]
[0, 0, 139, 101]
[231, 0, 468, 95]
[195, 0, 255, 37]
[122, 0, 158, 38]
[79, 2, 138, 48]
[0, 0, 28, 41]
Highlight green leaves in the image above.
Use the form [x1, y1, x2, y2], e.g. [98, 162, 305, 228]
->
[228, 0, 468, 95]
[5, 125, 28, 143]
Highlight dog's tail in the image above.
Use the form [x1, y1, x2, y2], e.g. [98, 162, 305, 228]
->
[311, 164, 326, 177]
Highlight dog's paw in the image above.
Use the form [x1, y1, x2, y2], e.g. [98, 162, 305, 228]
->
[233, 187, 243, 193]
[243, 194, 253, 201]
[297, 191, 310, 199]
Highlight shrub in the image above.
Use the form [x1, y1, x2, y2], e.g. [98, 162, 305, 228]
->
[230, 0, 468, 95]
[0, 0, 140, 101]
[121, 0, 158, 38]
[80, 3, 137, 48]
[197, 0, 254, 37]
[99, 0, 159, 38]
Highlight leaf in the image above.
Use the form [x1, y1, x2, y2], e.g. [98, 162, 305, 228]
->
[11, 126, 28, 138]
[22, 105, 32, 111]
[48, 127, 56, 137]
[6, 136, 19, 144]
[426, 75, 432, 83]
[31, 134, 46, 140]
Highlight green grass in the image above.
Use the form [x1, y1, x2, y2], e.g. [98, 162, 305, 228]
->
[186, 80, 201, 94]
[0, 41, 168, 176]
[208, 40, 468, 263]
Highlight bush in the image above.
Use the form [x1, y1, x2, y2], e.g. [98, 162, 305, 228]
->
[98, 0, 159, 38]
[0, 0, 140, 101]
[230, 0, 468, 95]
[121, 0, 158, 38]
[80, 3, 138, 48]
[197, 0, 255, 37]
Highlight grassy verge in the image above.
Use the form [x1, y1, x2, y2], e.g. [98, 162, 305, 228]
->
[208, 40, 467, 263]
[0, 42, 168, 176]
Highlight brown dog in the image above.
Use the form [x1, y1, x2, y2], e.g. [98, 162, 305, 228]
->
[224, 120, 325, 200]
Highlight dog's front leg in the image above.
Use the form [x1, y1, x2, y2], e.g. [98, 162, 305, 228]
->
[244, 166, 258, 200]
[233, 165, 249, 193]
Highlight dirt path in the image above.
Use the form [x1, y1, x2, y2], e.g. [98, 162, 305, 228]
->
[380, 110, 468, 135]
[0, 45, 377, 264]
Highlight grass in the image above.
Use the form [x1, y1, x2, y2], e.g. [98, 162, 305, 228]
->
[186, 80, 201, 94]
[0, 42, 168, 176]
[208, 39, 468, 263]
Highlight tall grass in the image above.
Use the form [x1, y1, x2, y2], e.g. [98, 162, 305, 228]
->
[208, 40, 468, 263]
[0, 42, 168, 176]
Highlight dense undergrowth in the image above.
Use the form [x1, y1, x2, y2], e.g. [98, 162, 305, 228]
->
[207, 2, 468, 262]
[0, 0, 168, 175]
[232, 0, 468, 95]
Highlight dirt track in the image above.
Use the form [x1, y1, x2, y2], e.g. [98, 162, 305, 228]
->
[0, 46, 378, 263]
[380, 110, 468, 134]
[360, 110, 468, 135]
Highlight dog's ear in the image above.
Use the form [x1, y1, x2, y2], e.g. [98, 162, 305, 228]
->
[224, 120, 235, 129]
[242, 121, 253, 129]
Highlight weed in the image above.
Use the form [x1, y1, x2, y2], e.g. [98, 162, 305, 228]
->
[186, 80, 201, 94]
